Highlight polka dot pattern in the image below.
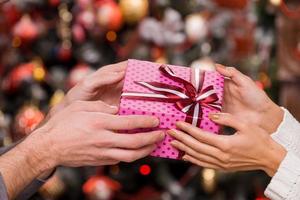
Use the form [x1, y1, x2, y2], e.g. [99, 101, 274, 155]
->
[119, 59, 224, 160]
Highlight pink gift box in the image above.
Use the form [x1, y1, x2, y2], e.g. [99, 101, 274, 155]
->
[119, 59, 224, 160]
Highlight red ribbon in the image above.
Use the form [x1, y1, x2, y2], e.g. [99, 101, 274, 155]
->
[122, 65, 222, 127]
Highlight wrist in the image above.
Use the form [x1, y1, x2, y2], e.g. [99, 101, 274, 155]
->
[20, 128, 58, 176]
[259, 101, 284, 134]
[261, 139, 287, 177]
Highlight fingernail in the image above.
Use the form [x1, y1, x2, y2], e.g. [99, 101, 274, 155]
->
[216, 64, 225, 69]
[113, 71, 125, 75]
[110, 105, 118, 110]
[153, 118, 160, 126]
[209, 113, 221, 121]
[175, 121, 184, 127]
[168, 129, 177, 136]
[158, 131, 165, 140]
[182, 155, 188, 161]
[109, 106, 119, 113]
[170, 140, 177, 146]
[151, 144, 157, 150]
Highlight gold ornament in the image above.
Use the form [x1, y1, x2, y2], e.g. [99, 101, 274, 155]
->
[119, 0, 149, 24]
[39, 174, 65, 199]
[201, 168, 217, 193]
[185, 13, 208, 42]
[50, 90, 65, 107]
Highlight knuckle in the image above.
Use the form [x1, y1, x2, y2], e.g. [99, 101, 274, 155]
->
[220, 140, 231, 152]
[70, 100, 84, 111]
[130, 138, 142, 148]
[239, 123, 248, 130]
[98, 138, 113, 147]
[89, 118, 104, 129]
[81, 77, 94, 89]
[245, 76, 252, 81]
[112, 160, 120, 165]
[221, 113, 231, 121]
[96, 101, 106, 108]
[95, 151, 106, 161]
[227, 67, 236, 74]
[142, 116, 157, 127]
[123, 154, 136, 163]
[98, 65, 109, 72]
[220, 161, 231, 170]
[178, 142, 187, 152]
[124, 118, 134, 128]
[221, 153, 231, 164]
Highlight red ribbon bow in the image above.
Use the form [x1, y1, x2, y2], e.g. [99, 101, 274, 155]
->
[122, 65, 222, 127]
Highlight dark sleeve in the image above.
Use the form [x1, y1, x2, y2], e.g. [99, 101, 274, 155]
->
[0, 173, 8, 200]
[0, 144, 47, 200]
[0, 172, 45, 200]
[15, 180, 45, 200]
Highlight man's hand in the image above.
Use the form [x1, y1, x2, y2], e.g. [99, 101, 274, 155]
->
[50, 61, 127, 116]
[0, 100, 164, 199]
[32, 100, 164, 167]
[37, 61, 127, 179]
[216, 64, 284, 133]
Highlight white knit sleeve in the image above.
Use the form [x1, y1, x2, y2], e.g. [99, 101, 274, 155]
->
[271, 107, 300, 157]
[265, 152, 300, 200]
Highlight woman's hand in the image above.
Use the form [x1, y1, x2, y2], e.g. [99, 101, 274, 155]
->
[169, 113, 287, 176]
[50, 61, 126, 116]
[216, 64, 283, 133]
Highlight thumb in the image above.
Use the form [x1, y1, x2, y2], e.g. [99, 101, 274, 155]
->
[215, 64, 247, 86]
[70, 100, 119, 114]
[209, 112, 246, 131]
[85, 70, 125, 91]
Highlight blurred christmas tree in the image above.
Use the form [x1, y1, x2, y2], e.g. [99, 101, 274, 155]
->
[0, 0, 296, 199]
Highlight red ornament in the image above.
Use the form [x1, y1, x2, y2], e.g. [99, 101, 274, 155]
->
[228, 14, 255, 59]
[49, 0, 61, 7]
[83, 176, 121, 200]
[255, 81, 264, 90]
[13, 15, 39, 42]
[214, 0, 248, 9]
[96, 0, 123, 31]
[280, 0, 300, 20]
[2, 3, 22, 27]
[67, 64, 92, 88]
[2, 63, 35, 92]
[58, 46, 72, 61]
[294, 44, 300, 61]
[77, 0, 92, 9]
[15, 106, 45, 136]
[72, 24, 86, 43]
[77, 9, 96, 30]
[139, 164, 151, 176]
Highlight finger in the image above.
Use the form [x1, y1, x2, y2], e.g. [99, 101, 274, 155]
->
[183, 154, 221, 170]
[184, 155, 263, 172]
[85, 159, 120, 166]
[97, 61, 127, 73]
[99, 114, 160, 130]
[168, 129, 224, 162]
[110, 131, 165, 149]
[215, 64, 246, 86]
[70, 100, 118, 114]
[85, 70, 125, 91]
[171, 140, 224, 168]
[103, 144, 156, 163]
[209, 112, 246, 131]
[175, 121, 224, 149]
